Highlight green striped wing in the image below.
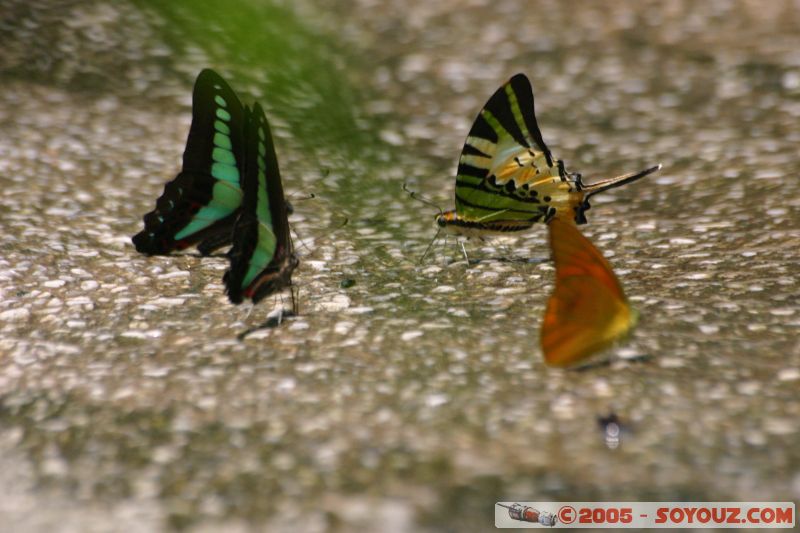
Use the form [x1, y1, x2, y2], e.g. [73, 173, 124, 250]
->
[224, 103, 297, 304]
[455, 74, 563, 223]
[132, 69, 245, 255]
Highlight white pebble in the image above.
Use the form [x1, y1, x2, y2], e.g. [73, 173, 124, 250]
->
[143, 367, 170, 378]
[120, 330, 162, 339]
[161, 270, 189, 279]
[425, 393, 448, 407]
[432, 285, 456, 293]
[150, 297, 185, 307]
[80, 280, 99, 291]
[401, 330, 423, 342]
[277, 378, 296, 392]
[334, 321, 354, 335]
[0, 308, 30, 322]
[317, 294, 350, 312]
[764, 417, 796, 435]
[305, 260, 328, 271]
[346, 306, 374, 315]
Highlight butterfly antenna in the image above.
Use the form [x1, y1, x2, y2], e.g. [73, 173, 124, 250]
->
[403, 182, 444, 217]
[288, 184, 318, 202]
[290, 215, 348, 255]
[403, 184, 446, 264]
[290, 225, 313, 254]
[284, 192, 316, 216]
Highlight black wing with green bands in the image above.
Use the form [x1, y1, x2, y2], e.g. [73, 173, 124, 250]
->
[132, 69, 245, 255]
[224, 103, 296, 304]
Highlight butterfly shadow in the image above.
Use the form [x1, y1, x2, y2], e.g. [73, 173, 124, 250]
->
[467, 255, 549, 266]
[570, 352, 653, 372]
[236, 309, 298, 340]
[431, 233, 550, 267]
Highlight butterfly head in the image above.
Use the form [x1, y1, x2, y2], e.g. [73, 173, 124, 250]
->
[572, 186, 591, 225]
[565, 170, 591, 223]
[436, 210, 455, 228]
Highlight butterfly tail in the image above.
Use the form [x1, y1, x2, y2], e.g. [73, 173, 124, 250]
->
[580, 164, 662, 198]
[570, 164, 661, 224]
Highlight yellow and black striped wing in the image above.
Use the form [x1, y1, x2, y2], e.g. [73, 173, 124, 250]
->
[455, 74, 563, 223]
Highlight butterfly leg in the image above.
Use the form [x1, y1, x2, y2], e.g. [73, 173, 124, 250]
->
[498, 241, 515, 263]
[290, 285, 299, 316]
[460, 240, 470, 264]
[274, 294, 285, 326]
[445, 235, 459, 265]
[419, 227, 441, 265]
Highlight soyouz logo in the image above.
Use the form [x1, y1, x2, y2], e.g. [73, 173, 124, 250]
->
[495, 502, 795, 528]
[496, 503, 557, 526]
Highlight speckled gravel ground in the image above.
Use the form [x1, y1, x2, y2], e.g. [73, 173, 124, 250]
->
[1, 1, 799, 531]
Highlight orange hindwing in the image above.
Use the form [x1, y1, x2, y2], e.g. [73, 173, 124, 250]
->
[541, 218, 636, 366]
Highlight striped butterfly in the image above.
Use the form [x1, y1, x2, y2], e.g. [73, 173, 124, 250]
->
[133, 69, 246, 255]
[540, 218, 636, 367]
[224, 102, 298, 306]
[437, 74, 660, 237]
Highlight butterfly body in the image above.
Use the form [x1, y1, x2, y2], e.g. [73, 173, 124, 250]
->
[437, 74, 660, 238]
[436, 170, 578, 236]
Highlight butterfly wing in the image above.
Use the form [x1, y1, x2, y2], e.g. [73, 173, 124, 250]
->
[540, 218, 636, 367]
[224, 103, 297, 304]
[455, 74, 563, 224]
[132, 69, 245, 255]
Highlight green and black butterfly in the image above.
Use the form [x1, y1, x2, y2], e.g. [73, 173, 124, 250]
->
[133, 69, 298, 307]
[436, 73, 661, 237]
[223, 102, 299, 306]
[132, 69, 246, 255]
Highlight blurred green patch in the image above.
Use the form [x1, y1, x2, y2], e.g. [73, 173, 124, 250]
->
[135, 0, 384, 165]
